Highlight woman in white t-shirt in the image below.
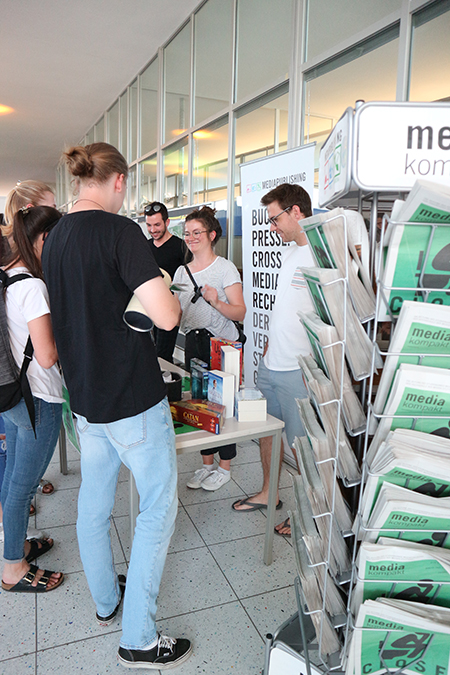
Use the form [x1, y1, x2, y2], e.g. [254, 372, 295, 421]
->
[173, 206, 246, 492]
[1, 206, 64, 593]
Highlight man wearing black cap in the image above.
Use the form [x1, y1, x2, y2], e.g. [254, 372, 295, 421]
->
[144, 202, 190, 362]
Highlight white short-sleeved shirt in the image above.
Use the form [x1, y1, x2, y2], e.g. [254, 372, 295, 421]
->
[264, 243, 315, 371]
[4, 267, 63, 403]
[173, 257, 241, 341]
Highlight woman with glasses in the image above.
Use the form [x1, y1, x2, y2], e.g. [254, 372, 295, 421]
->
[173, 206, 246, 492]
[1, 206, 64, 593]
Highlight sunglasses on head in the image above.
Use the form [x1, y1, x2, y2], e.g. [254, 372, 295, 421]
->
[144, 202, 163, 216]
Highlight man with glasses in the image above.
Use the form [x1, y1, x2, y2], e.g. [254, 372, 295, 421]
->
[144, 202, 191, 362]
[232, 183, 314, 537]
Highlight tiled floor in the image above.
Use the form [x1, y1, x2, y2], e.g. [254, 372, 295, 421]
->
[1, 438, 299, 674]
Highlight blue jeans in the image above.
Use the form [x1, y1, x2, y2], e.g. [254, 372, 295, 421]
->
[1, 398, 62, 562]
[257, 360, 307, 447]
[75, 397, 177, 650]
[0, 414, 6, 494]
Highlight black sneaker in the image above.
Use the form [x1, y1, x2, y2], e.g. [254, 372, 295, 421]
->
[96, 574, 126, 626]
[118, 633, 192, 670]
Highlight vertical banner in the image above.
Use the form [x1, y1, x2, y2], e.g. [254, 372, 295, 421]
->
[240, 145, 315, 385]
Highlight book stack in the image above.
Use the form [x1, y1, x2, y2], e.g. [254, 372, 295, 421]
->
[207, 370, 235, 418]
[190, 357, 209, 400]
[234, 388, 266, 422]
[210, 337, 243, 384]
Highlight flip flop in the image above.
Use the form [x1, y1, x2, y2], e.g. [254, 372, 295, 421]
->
[231, 497, 283, 512]
[37, 480, 55, 495]
[274, 517, 291, 537]
[29, 503, 36, 516]
[1, 564, 64, 593]
[25, 537, 54, 563]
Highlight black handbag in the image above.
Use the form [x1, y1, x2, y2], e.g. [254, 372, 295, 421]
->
[183, 265, 246, 346]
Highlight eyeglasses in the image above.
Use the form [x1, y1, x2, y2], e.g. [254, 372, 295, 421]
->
[268, 206, 292, 226]
[183, 229, 208, 240]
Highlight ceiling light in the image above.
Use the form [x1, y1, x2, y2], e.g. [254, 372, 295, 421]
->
[0, 104, 14, 115]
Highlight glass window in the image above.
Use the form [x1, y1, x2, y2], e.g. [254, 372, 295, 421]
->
[163, 137, 189, 208]
[94, 117, 104, 142]
[303, 27, 399, 187]
[194, 0, 233, 124]
[108, 100, 119, 150]
[193, 117, 229, 205]
[306, 0, 401, 61]
[130, 80, 138, 163]
[233, 88, 289, 268]
[86, 127, 94, 145]
[140, 156, 158, 208]
[235, 89, 289, 196]
[128, 165, 137, 219]
[164, 22, 191, 143]
[409, 0, 450, 102]
[236, 0, 292, 102]
[119, 91, 128, 159]
[140, 58, 159, 156]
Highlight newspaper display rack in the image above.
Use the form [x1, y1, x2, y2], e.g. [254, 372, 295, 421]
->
[264, 101, 450, 675]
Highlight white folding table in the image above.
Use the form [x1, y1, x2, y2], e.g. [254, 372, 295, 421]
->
[129, 404, 284, 565]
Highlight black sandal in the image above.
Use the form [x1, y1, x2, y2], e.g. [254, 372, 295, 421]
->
[1, 564, 64, 593]
[25, 537, 54, 563]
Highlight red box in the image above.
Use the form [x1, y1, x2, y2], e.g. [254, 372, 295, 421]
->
[170, 399, 225, 434]
[210, 337, 243, 384]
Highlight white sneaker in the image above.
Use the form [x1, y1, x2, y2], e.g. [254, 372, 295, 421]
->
[201, 470, 231, 491]
[186, 468, 213, 489]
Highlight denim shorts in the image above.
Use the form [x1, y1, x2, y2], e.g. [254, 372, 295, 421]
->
[256, 359, 307, 447]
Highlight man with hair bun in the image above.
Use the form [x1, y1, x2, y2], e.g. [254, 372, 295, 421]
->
[232, 183, 315, 538]
[42, 142, 192, 670]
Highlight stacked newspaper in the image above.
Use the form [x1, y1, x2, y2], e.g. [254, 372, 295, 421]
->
[297, 397, 361, 486]
[361, 482, 450, 548]
[299, 353, 365, 435]
[378, 179, 450, 321]
[369, 363, 450, 455]
[371, 301, 450, 432]
[347, 598, 450, 675]
[301, 207, 375, 321]
[293, 437, 352, 578]
[352, 540, 450, 615]
[301, 267, 381, 381]
[360, 428, 450, 529]
[298, 310, 366, 433]
[290, 476, 344, 659]
[293, 435, 352, 535]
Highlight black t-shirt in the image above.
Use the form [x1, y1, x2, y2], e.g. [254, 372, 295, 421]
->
[42, 210, 166, 423]
[148, 234, 190, 280]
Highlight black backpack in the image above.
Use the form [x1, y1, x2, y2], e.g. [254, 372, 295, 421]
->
[0, 269, 36, 434]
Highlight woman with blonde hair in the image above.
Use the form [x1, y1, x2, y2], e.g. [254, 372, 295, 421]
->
[1, 180, 57, 501]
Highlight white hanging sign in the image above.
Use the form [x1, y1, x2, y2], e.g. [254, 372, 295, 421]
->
[240, 144, 315, 386]
[318, 106, 353, 207]
[353, 101, 450, 191]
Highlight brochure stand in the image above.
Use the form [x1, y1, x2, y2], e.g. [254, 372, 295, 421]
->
[264, 100, 450, 675]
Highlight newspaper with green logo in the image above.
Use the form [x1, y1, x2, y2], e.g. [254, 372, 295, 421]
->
[360, 428, 450, 527]
[62, 385, 80, 453]
[347, 598, 450, 675]
[372, 302, 450, 432]
[378, 179, 450, 321]
[352, 541, 450, 615]
[301, 267, 381, 381]
[369, 364, 450, 454]
[362, 482, 450, 549]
